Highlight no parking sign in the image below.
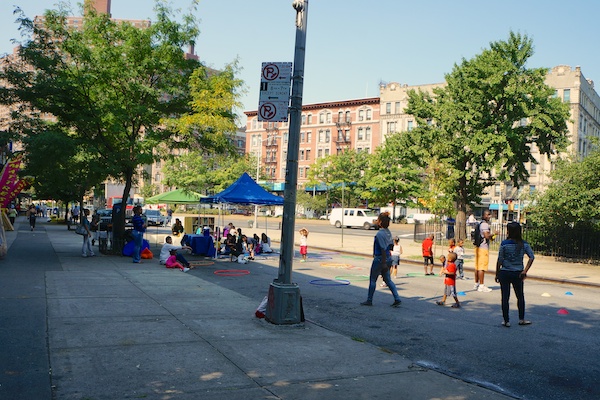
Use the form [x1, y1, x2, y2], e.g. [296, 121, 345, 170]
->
[258, 62, 292, 122]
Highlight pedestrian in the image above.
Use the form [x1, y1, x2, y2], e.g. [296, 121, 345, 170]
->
[299, 227, 309, 262]
[171, 218, 184, 236]
[26, 205, 37, 231]
[131, 205, 146, 263]
[90, 209, 99, 246]
[261, 233, 273, 253]
[390, 236, 402, 280]
[474, 210, 494, 292]
[495, 221, 535, 327]
[448, 238, 456, 254]
[165, 249, 190, 272]
[454, 239, 465, 279]
[438, 254, 446, 276]
[436, 252, 461, 308]
[7, 205, 17, 225]
[360, 212, 402, 308]
[422, 233, 434, 275]
[72, 205, 80, 223]
[81, 208, 95, 257]
[159, 236, 192, 267]
[166, 207, 173, 226]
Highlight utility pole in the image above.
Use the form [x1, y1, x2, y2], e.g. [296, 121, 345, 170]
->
[266, 0, 308, 325]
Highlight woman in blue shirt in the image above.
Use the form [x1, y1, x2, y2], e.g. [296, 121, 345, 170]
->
[131, 206, 146, 263]
[495, 222, 535, 327]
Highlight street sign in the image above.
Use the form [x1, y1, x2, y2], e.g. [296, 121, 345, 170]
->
[258, 62, 292, 122]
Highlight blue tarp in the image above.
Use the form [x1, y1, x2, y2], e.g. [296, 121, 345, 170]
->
[200, 172, 284, 206]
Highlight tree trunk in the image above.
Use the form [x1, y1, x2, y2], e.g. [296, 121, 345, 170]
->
[111, 172, 133, 255]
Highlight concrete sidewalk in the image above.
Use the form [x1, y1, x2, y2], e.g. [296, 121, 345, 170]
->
[0, 217, 521, 399]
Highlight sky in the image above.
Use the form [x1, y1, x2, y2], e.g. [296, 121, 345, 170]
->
[1, 0, 599, 126]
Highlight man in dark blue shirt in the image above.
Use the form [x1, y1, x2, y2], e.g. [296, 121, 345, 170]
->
[131, 205, 146, 263]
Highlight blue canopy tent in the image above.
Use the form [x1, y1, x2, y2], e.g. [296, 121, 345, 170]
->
[201, 172, 284, 206]
[201, 173, 284, 238]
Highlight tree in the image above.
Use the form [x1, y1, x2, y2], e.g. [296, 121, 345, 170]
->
[1, 2, 241, 250]
[402, 31, 571, 239]
[306, 149, 369, 208]
[362, 133, 422, 221]
[529, 146, 600, 228]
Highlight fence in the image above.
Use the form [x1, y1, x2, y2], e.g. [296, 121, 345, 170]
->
[413, 220, 600, 264]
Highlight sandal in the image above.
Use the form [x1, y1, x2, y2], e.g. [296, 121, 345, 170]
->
[519, 320, 532, 325]
[502, 321, 511, 327]
[435, 301, 445, 306]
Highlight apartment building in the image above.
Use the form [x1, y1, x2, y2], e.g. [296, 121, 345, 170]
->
[244, 97, 380, 188]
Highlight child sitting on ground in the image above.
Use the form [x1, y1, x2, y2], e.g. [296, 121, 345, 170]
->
[436, 252, 460, 308]
[165, 249, 190, 272]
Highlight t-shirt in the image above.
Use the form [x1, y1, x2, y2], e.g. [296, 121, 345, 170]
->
[422, 237, 433, 257]
[454, 245, 465, 260]
[444, 262, 457, 285]
[300, 235, 308, 247]
[373, 228, 393, 257]
[160, 243, 183, 264]
[478, 221, 490, 250]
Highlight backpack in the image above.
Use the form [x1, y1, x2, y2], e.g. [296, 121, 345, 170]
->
[472, 222, 483, 246]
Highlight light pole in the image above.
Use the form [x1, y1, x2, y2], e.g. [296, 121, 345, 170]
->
[266, 0, 308, 325]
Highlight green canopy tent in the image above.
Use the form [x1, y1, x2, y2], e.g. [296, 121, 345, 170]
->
[145, 189, 203, 204]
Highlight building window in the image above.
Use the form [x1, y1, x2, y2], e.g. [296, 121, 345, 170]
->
[325, 149, 330, 156]
[307, 131, 312, 142]
[530, 162, 537, 175]
[326, 112, 332, 123]
[395, 102, 401, 114]
[300, 150, 305, 161]
[338, 111, 343, 122]
[494, 184, 501, 196]
[307, 114, 312, 124]
[319, 130, 324, 143]
[563, 89, 571, 103]
[357, 127, 364, 141]
[529, 185, 536, 194]
[386, 103, 391, 114]
[365, 147, 370, 154]
[319, 113, 325, 124]
[407, 120, 414, 131]
[358, 110, 364, 121]
[306, 149, 311, 161]
[325, 129, 331, 142]
[345, 130, 351, 141]
[366, 109, 372, 120]
[365, 127, 371, 141]
[387, 121, 396, 133]
[300, 132, 305, 143]
[318, 149, 323, 158]
[345, 111, 351, 122]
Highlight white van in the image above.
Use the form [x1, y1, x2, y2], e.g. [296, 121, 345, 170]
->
[329, 208, 379, 230]
[405, 213, 435, 224]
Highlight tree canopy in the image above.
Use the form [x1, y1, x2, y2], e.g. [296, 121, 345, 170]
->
[402, 31, 571, 238]
[0, 1, 242, 247]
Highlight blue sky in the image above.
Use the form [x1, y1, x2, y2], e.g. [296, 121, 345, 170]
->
[1, 0, 599, 125]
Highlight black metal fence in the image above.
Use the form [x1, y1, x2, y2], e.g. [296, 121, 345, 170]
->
[413, 221, 600, 264]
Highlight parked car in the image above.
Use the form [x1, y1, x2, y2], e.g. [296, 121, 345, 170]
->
[329, 208, 379, 230]
[405, 213, 435, 224]
[143, 209, 167, 226]
[232, 209, 251, 216]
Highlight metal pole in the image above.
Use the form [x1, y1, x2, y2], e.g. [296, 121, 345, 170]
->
[254, 147, 260, 230]
[266, 0, 308, 325]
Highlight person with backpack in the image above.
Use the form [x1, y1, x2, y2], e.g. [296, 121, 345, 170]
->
[473, 210, 494, 292]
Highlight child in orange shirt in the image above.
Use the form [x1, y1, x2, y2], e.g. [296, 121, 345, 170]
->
[436, 252, 460, 308]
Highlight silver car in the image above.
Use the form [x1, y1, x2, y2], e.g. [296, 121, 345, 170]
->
[143, 209, 167, 226]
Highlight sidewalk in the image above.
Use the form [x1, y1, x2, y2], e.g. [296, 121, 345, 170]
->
[0, 217, 518, 399]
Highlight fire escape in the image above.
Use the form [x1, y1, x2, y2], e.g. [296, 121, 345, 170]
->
[264, 126, 280, 179]
[334, 116, 352, 153]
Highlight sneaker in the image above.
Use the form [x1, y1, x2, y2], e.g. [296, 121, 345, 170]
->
[478, 285, 492, 292]
[436, 301, 445, 306]
[360, 301, 372, 306]
[502, 321, 511, 327]
[183, 267, 190, 272]
[90, 253, 95, 257]
[380, 282, 387, 287]
[473, 283, 480, 290]
[81, 254, 87, 258]
[391, 300, 402, 308]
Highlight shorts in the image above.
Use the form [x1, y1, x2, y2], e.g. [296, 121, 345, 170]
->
[300, 245, 307, 255]
[475, 247, 489, 271]
[444, 284, 456, 297]
[390, 255, 400, 266]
